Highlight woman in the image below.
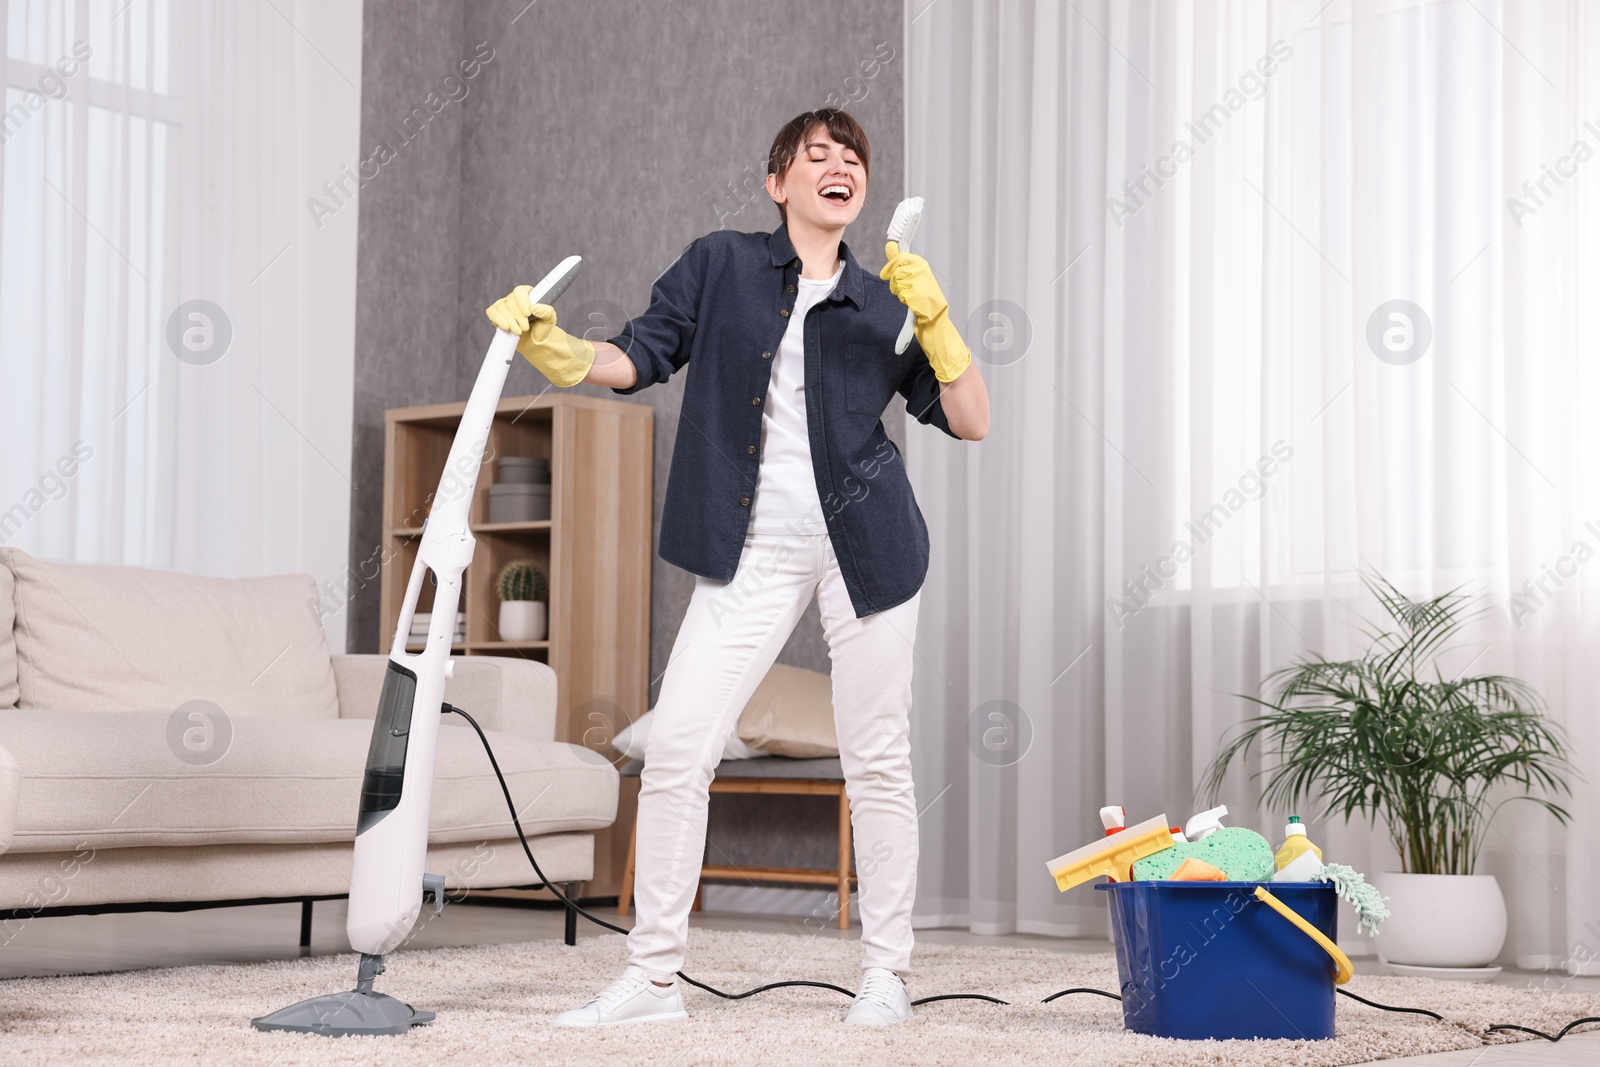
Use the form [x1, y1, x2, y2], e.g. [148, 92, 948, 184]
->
[486, 108, 988, 1027]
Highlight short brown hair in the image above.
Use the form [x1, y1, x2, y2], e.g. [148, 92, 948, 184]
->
[767, 108, 871, 223]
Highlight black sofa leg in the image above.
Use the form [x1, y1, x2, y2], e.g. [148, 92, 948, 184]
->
[299, 899, 313, 952]
[562, 882, 580, 946]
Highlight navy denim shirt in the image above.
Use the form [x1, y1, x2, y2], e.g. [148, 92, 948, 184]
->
[606, 221, 962, 618]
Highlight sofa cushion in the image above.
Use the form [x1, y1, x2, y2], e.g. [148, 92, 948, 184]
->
[0, 709, 619, 852]
[5, 548, 340, 719]
[0, 834, 599, 908]
[0, 561, 16, 709]
[735, 663, 838, 758]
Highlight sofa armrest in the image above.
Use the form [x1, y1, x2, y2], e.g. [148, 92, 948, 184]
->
[331, 654, 558, 742]
[0, 745, 16, 855]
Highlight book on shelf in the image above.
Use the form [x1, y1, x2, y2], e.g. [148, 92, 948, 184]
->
[407, 610, 466, 644]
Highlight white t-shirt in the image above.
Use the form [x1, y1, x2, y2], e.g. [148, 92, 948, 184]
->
[747, 263, 843, 534]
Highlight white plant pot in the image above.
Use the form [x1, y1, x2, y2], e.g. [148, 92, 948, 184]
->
[1373, 872, 1507, 968]
[497, 600, 546, 642]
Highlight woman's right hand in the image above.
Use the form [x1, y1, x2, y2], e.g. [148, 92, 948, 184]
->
[485, 285, 595, 388]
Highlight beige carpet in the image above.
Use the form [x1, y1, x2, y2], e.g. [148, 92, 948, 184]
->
[1, 929, 1598, 1065]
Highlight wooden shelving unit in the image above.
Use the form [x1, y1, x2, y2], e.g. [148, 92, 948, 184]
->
[379, 393, 652, 899]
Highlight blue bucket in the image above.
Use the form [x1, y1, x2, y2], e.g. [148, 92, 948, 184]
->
[1096, 881, 1340, 1040]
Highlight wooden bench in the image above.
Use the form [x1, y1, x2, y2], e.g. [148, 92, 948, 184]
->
[616, 757, 857, 929]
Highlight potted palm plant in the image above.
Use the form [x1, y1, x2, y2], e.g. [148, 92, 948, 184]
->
[495, 560, 547, 642]
[1201, 571, 1574, 973]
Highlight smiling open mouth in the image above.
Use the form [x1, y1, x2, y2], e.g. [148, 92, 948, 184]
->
[820, 184, 853, 204]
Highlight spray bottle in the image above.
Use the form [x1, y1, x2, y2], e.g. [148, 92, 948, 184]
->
[1185, 804, 1228, 842]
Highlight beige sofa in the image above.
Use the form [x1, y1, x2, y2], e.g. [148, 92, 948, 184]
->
[0, 548, 617, 933]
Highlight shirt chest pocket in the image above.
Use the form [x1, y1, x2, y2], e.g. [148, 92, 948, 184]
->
[843, 343, 904, 417]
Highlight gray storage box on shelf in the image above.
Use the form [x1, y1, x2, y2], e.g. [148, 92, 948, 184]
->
[489, 455, 551, 523]
[498, 456, 550, 484]
[488, 483, 550, 523]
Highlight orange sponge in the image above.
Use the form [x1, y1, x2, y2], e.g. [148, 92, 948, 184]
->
[1171, 857, 1227, 882]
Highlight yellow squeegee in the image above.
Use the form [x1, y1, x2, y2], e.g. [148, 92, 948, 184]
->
[1046, 814, 1176, 892]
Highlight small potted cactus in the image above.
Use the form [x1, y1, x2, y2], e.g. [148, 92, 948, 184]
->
[495, 560, 547, 642]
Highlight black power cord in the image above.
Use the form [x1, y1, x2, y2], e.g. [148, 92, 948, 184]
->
[449, 702, 1598, 1035]
[1335, 987, 1442, 1021]
[1043, 986, 1123, 1004]
[444, 703, 1006, 1008]
[1484, 1017, 1600, 1043]
[1040, 983, 1600, 1043]
[1337, 988, 1600, 1043]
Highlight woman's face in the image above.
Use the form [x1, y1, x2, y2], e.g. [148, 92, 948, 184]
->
[767, 125, 867, 231]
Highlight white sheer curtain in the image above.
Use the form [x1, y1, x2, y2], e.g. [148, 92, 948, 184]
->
[906, 0, 1600, 969]
[0, 0, 360, 650]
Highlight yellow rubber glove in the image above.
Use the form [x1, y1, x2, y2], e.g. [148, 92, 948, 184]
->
[484, 285, 595, 388]
[880, 241, 972, 383]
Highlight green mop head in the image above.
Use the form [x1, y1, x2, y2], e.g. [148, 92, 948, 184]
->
[1131, 826, 1276, 882]
[1314, 862, 1390, 936]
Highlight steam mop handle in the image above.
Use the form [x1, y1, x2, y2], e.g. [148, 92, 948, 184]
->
[524, 255, 582, 316]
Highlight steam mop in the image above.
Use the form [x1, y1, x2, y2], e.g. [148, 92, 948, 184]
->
[251, 255, 582, 1036]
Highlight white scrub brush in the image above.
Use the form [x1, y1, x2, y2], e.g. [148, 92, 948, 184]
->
[886, 195, 923, 354]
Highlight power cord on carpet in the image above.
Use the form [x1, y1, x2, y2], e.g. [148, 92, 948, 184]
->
[444, 703, 1006, 1008]
[448, 703, 1600, 1037]
[1040, 963, 1600, 1042]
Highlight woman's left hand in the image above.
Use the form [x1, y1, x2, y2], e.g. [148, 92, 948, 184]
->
[880, 241, 950, 325]
[880, 242, 971, 384]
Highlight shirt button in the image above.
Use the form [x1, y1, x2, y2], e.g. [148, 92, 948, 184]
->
[779, 308, 789, 318]
[747, 444, 756, 454]
[761, 351, 771, 359]
[786, 285, 796, 293]
[740, 497, 751, 507]
[752, 396, 762, 405]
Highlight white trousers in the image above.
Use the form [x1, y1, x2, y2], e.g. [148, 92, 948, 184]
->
[626, 530, 923, 982]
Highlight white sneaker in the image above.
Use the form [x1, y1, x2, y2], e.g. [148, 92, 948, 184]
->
[844, 966, 913, 1026]
[552, 965, 688, 1027]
